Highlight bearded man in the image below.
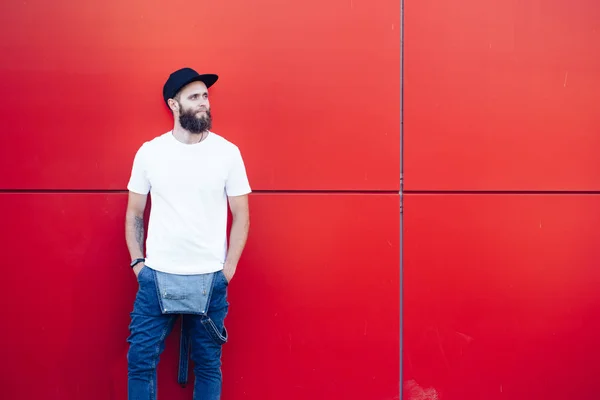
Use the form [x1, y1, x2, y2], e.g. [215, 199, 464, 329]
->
[124, 67, 251, 400]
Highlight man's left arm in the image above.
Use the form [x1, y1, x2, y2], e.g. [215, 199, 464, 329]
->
[223, 194, 250, 283]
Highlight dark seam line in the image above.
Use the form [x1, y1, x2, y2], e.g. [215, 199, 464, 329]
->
[0, 189, 130, 193]
[5, 189, 595, 195]
[399, 0, 405, 396]
[252, 190, 399, 194]
[404, 190, 600, 195]
[0, 189, 401, 194]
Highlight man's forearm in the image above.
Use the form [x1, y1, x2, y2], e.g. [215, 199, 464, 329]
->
[125, 212, 145, 260]
[224, 213, 249, 273]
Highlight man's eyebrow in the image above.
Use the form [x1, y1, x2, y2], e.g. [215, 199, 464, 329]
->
[188, 90, 208, 98]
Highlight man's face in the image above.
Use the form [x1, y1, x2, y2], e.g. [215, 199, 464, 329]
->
[172, 81, 212, 134]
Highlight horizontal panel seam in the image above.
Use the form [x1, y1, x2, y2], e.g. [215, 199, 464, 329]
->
[405, 190, 600, 195]
[0, 189, 402, 194]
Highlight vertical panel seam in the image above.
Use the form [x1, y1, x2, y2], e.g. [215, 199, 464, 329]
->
[399, 0, 405, 398]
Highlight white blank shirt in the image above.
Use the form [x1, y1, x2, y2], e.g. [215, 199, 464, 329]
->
[127, 131, 251, 275]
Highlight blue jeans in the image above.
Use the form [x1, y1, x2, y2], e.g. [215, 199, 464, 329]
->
[127, 266, 229, 400]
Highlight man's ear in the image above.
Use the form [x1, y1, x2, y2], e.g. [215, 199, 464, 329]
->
[168, 99, 179, 113]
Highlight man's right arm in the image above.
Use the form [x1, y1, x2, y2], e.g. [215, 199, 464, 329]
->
[125, 191, 148, 277]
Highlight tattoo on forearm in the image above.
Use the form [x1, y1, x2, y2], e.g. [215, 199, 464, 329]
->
[134, 216, 144, 253]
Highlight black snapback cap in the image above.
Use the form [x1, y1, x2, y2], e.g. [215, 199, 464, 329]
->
[162, 67, 218, 106]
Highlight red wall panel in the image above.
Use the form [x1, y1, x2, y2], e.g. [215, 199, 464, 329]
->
[0, 0, 400, 191]
[0, 193, 399, 399]
[0, 194, 134, 399]
[403, 194, 600, 400]
[224, 194, 400, 399]
[404, 0, 600, 191]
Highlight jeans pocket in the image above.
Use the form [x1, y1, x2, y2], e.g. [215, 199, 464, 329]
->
[131, 267, 162, 316]
[136, 265, 148, 282]
[201, 317, 228, 345]
[219, 270, 229, 286]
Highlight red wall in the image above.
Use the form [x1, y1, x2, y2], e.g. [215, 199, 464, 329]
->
[404, 0, 600, 399]
[2, 0, 600, 399]
[0, 1, 400, 399]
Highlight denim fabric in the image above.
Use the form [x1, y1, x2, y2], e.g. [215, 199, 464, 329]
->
[127, 266, 229, 400]
[154, 270, 215, 315]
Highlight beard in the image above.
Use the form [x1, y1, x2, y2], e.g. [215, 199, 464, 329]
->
[179, 107, 213, 134]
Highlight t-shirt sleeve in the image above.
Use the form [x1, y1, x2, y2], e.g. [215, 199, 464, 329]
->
[226, 147, 252, 197]
[127, 144, 151, 194]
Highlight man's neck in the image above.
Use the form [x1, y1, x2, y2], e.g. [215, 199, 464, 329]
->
[172, 125, 207, 145]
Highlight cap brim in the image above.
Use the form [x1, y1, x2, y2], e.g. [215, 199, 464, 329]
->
[181, 74, 219, 91]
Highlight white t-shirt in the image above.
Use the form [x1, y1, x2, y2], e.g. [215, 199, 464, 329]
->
[127, 131, 251, 275]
